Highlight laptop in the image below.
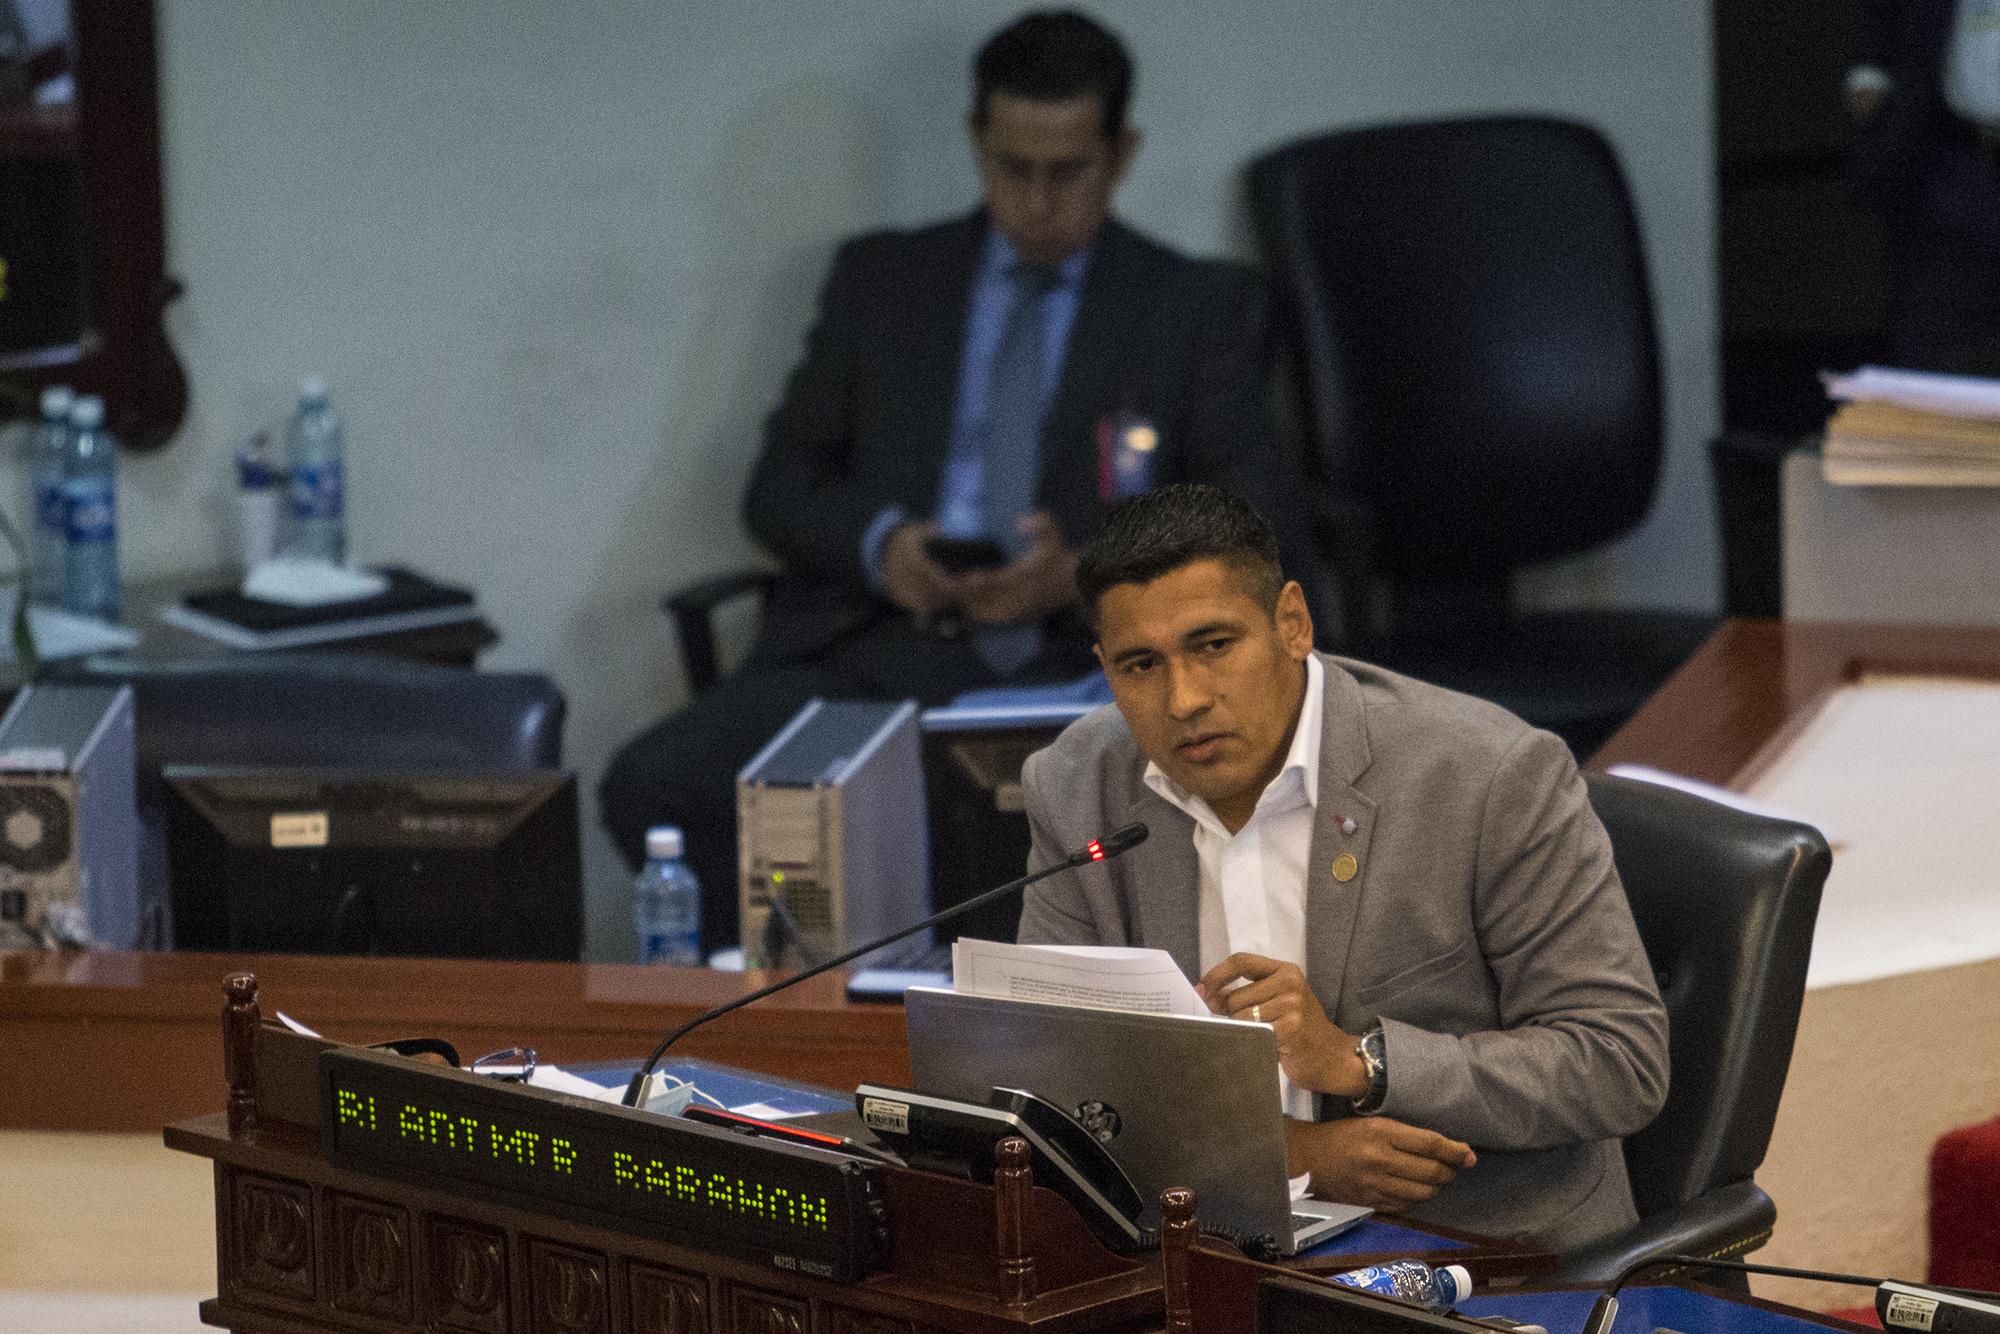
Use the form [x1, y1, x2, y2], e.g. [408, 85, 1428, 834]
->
[904, 987, 1372, 1255]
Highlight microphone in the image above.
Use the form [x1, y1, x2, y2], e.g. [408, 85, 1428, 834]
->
[621, 821, 1150, 1108]
[1579, 1255, 2000, 1334]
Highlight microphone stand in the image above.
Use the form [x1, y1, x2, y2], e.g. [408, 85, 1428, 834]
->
[621, 822, 1149, 1108]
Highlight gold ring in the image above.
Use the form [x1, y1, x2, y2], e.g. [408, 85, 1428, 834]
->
[1250, 1004, 1263, 1023]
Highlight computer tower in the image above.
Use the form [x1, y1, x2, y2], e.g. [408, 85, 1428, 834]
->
[0, 683, 141, 949]
[737, 699, 929, 969]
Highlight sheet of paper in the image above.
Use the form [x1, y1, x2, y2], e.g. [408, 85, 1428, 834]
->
[1823, 365, 2000, 418]
[951, 937, 1208, 1016]
[524, 1064, 627, 1101]
[0, 591, 142, 663]
[273, 1010, 323, 1038]
[1745, 676, 2000, 986]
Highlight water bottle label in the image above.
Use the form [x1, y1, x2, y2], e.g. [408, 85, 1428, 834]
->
[63, 479, 116, 544]
[35, 481, 65, 535]
[638, 929, 700, 966]
[290, 461, 344, 520]
[1331, 1261, 1431, 1304]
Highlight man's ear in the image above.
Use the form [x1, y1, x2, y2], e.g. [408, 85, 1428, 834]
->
[1276, 580, 1313, 660]
[1092, 641, 1109, 673]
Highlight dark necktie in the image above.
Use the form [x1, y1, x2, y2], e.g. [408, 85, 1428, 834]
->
[973, 262, 1060, 677]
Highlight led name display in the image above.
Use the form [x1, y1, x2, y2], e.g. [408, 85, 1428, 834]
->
[319, 1048, 880, 1279]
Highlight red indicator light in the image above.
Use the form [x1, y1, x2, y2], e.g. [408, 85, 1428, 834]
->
[1088, 841, 1104, 861]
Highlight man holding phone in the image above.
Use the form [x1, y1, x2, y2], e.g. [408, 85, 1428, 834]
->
[602, 10, 1277, 952]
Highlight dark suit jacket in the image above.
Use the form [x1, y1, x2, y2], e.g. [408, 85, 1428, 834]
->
[740, 211, 1276, 669]
[1852, 0, 1962, 207]
[1017, 652, 1670, 1252]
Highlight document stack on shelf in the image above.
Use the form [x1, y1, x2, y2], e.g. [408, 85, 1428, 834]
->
[1823, 366, 2000, 486]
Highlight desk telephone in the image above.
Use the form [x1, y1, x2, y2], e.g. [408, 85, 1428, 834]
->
[857, 1083, 1149, 1250]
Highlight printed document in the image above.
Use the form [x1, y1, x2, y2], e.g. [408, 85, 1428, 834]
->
[951, 937, 1207, 1016]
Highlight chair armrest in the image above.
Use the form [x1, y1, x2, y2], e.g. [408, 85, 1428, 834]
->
[663, 570, 779, 696]
[1544, 1179, 1777, 1286]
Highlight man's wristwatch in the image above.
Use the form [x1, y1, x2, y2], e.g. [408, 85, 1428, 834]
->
[1351, 1024, 1388, 1114]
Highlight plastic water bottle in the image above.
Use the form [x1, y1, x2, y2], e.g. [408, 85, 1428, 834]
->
[26, 384, 73, 605]
[61, 394, 120, 620]
[284, 375, 346, 563]
[1330, 1260, 1472, 1312]
[635, 826, 702, 965]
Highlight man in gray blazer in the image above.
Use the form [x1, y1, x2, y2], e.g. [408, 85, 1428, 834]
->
[1018, 484, 1668, 1253]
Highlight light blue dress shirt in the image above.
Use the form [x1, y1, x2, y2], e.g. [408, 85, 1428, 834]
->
[861, 230, 1092, 579]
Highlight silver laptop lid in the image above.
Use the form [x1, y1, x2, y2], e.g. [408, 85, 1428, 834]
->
[905, 987, 1297, 1237]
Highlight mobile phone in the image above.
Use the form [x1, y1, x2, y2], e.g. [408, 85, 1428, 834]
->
[924, 535, 1007, 572]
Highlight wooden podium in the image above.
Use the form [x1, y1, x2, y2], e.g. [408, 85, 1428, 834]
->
[165, 973, 1545, 1334]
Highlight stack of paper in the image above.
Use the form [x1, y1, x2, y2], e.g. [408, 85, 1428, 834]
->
[1822, 366, 2000, 485]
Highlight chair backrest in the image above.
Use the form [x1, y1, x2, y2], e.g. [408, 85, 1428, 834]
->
[57, 653, 566, 807]
[1582, 772, 1831, 1217]
[1247, 116, 1663, 581]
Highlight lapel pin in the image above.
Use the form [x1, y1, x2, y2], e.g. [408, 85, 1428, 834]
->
[1338, 815, 1357, 835]
[1332, 854, 1359, 882]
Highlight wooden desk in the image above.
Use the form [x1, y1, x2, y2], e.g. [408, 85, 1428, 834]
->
[1589, 616, 2000, 781]
[0, 950, 910, 1133]
[158, 975, 1551, 1334]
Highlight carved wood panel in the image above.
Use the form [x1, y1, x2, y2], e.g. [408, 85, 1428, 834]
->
[229, 1171, 315, 1304]
[727, 1285, 808, 1334]
[527, 1238, 611, 1334]
[329, 1191, 412, 1323]
[430, 1217, 509, 1334]
[823, 1305, 914, 1334]
[630, 1262, 712, 1334]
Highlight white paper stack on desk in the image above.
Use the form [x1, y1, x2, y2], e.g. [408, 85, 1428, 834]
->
[1823, 366, 2000, 485]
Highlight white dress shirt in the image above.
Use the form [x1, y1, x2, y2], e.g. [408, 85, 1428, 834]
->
[1143, 654, 1324, 1121]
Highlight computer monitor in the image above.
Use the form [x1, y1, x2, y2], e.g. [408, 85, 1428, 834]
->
[918, 700, 1093, 946]
[162, 766, 580, 960]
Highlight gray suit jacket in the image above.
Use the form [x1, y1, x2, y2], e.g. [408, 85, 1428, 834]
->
[1017, 652, 1669, 1252]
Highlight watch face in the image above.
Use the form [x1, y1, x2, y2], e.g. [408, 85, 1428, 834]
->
[1360, 1029, 1386, 1083]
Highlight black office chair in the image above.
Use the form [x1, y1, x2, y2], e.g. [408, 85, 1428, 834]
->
[1247, 116, 1716, 757]
[663, 569, 778, 697]
[51, 653, 567, 945]
[1550, 772, 1832, 1283]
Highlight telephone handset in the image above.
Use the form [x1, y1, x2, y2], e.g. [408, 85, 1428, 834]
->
[855, 1082, 1149, 1251]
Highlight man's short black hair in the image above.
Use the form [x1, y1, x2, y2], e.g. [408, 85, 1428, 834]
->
[1077, 483, 1285, 624]
[972, 9, 1133, 140]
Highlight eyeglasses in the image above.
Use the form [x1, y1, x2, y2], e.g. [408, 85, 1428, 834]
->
[469, 1046, 537, 1083]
